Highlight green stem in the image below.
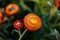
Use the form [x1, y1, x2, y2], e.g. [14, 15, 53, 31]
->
[18, 29, 28, 40]
[18, 29, 21, 40]
[20, 0, 32, 13]
[53, 15, 60, 27]
[20, 29, 28, 40]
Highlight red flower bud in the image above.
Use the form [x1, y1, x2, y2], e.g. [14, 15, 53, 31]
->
[13, 20, 23, 29]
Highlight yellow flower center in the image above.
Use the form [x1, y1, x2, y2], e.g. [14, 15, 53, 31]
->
[29, 18, 38, 24]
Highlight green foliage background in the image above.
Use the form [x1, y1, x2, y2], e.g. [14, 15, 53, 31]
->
[0, 0, 60, 40]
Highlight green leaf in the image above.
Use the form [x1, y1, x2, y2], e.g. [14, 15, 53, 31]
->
[12, 29, 19, 34]
[20, 2, 32, 12]
[49, 6, 57, 20]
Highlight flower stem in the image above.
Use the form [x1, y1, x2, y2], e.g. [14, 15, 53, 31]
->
[18, 29, 21, 40]
[18, 29, 28, 40]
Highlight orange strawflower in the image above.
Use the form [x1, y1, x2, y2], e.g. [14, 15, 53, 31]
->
[0, 13, 3, 23]
[54, 0, 60, 7]
[24, 13, 42, 31]
[5, 4, 19, 16]
[0, 10, 3, 23]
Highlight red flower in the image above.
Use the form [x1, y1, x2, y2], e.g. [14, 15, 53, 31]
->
[13, 20, 23, 29]
[24, 13, 42, 31]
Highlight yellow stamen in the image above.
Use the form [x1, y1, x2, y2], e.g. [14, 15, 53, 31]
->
[29, 18, 38, 24]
